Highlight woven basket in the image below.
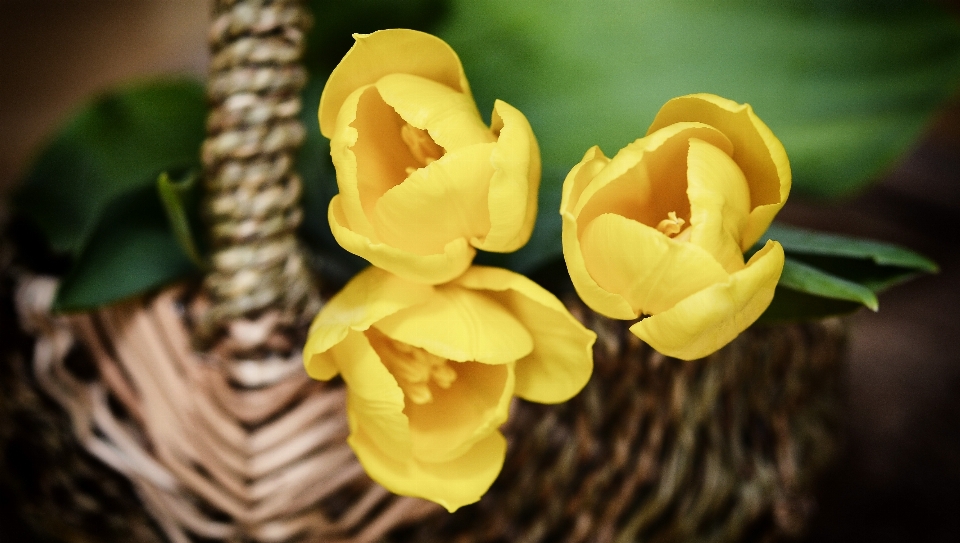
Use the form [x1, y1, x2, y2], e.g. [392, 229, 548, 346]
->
[0, 1, 846, 541]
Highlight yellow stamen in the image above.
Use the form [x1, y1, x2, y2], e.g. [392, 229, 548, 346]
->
[400, 123, 444, 175]
[656, 211, 686, 237]
[368, 328, 458, 405]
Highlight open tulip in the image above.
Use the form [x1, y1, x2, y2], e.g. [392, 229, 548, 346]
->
[319, 29, 541, 284]
[561, 94, 790, 360]
[303, 266, 595, 511]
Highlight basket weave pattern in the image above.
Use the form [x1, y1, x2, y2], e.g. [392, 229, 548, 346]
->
[13, 275, 439, 543]
[8, 272, 845, 543]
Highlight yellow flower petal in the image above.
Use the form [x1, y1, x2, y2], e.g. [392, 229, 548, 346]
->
[329, 85, 380, 239]
[455, 266, 596, 404]
[334, 83, 486, 240]
[303, 267, 432, 380]
[349, 427, 506, 512]
[329, 195, 475, 284]
[579, 212, 728, 316]
[474, 100, 541, 252]
[319, 29, 472, 138]
[629, 240, 784, 360]
[647, 93, 791, 249]
[560, 147, 636, 319]
[561, 212, 633, 319]
[560, 145, 609, 214]
[406, 361, 513, 463]
[686, 137, 751, 273]
[572, 123, 731, 226]
[373, 284, 534, 364]
[370, 143, 495, 256]
[374, 73, 494, 151]
[337, 331, 411, 454]
[568, 142, 645, 220]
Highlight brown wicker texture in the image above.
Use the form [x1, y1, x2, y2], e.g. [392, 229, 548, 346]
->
[1, 250, 164, 543]
[13, 273, 439, 543]
[198, 0, 318, 339]
[7, 265, 845, 543]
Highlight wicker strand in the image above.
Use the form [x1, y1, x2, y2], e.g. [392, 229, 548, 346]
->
[13, 275, 439, 543]
[198, 0, 318, 344]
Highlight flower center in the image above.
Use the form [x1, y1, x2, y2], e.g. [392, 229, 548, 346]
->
[372, 331, 458, 405]
[656, 211, 686, 237]
[401, 123, 445, 175]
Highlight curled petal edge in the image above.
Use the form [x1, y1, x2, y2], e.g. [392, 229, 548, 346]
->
[559, 146, 609, 215]
[629, 240, 785, 361]
[329, 85, 377, 238]
[474, 100, 541, 253]
[349, 427, 507, 513]
[303, 267, 433, 380]
[319, 29, 472, 138]
[560, 146, 634, 319]
[374, 73, 493, 151]
[329, 195, 475, 285]
[454, 266, 596, 403]
[339, 331, 411, 454]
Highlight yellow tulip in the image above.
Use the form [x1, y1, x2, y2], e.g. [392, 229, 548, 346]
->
[303, 266, 595, 511]
[561, 94, 790, 360]
[319, 29, 541, 285]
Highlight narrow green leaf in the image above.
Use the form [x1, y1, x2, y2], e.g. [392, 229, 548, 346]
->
[755, 221, 941, 321]
[53, 185, 200, 312]
[779, 256, 879, 310]
[758, 286, 862, 323]
[14, 79, 207, 255]
[764, 222, 938, 272]
[157, 169, 206, 269]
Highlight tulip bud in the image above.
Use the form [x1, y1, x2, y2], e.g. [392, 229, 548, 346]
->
[319, 29, 541, 285]
[561, 94, 790, 360]
[304, 266, 595, 511]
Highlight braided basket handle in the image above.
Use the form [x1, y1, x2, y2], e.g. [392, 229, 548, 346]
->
[199, 0, 318, 345]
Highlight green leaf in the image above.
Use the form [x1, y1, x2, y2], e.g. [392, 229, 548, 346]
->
[758, 286, 862, 323]
[438, 0, 960, 200]
[53, 185, 201, 312]
[761, 222, 937, 292]
[15, 79, 207, 255]
[755, 222, 939, 321]
[779, 256, 879, 310]
[763, 222, 938, 273]
[157, 169, 206, 268]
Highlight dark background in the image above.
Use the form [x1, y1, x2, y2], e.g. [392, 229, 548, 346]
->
[1, 1, 958, 541]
